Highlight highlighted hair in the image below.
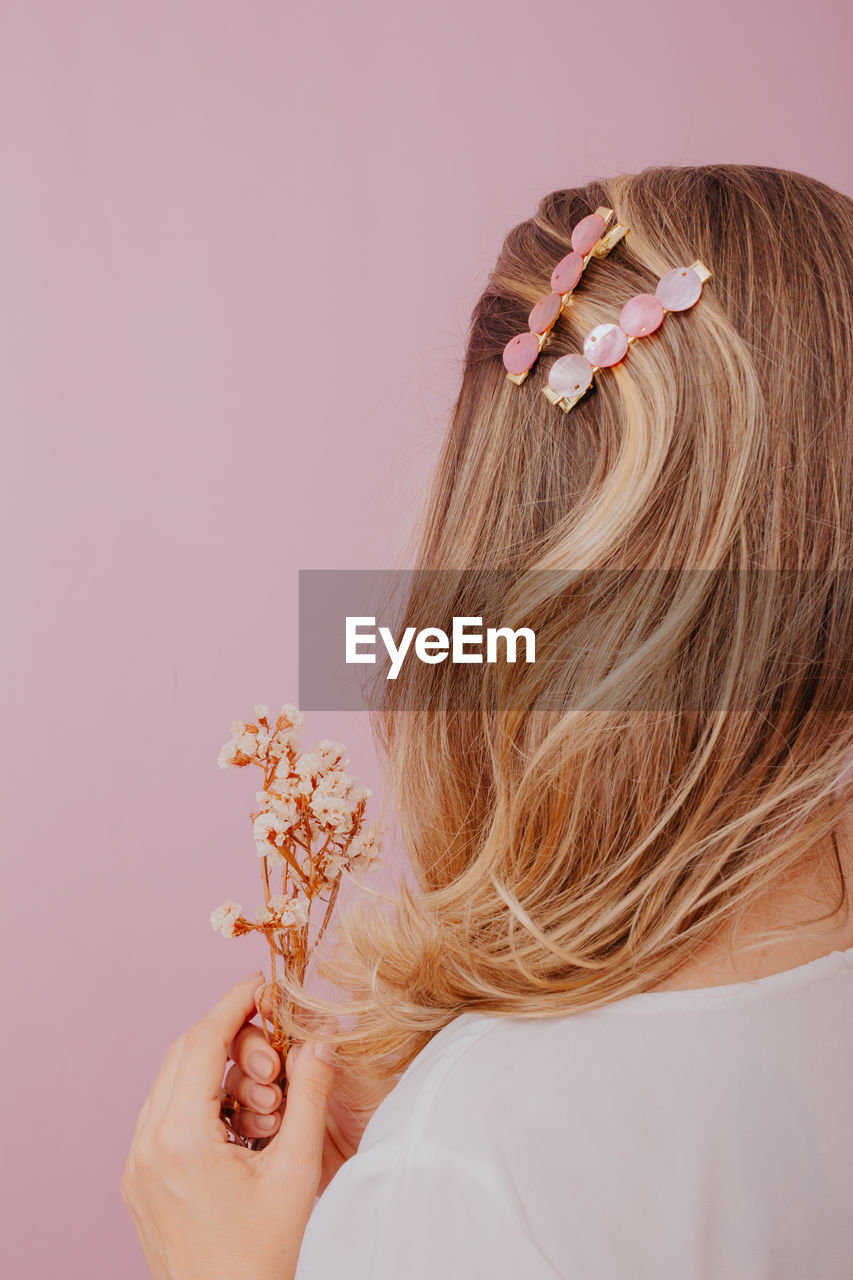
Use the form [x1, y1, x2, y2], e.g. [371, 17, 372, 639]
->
[278, 163, 853, 1082]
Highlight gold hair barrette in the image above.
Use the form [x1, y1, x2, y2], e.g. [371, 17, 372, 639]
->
[502, 206, 630, 384]
[542, 260, 713, 413]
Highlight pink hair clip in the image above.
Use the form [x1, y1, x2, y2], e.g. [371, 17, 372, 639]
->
[502, 206, 630, 385]
[542, 259, 713, 413]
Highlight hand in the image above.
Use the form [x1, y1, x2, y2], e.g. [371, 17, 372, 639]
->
[224, 988, 398, 1195]
[121, 971, 338, 1280]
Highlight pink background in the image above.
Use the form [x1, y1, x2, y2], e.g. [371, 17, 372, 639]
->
[1, 1, 851, 1273]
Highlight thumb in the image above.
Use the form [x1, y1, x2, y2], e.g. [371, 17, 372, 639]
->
[265, 1041, 336, 1184]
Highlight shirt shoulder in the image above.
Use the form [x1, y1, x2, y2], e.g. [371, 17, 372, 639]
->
[356, 1010, 506, 1151]
[297, 955, 853, 1280]
[294, 1135, 565, 1280]
[295, 1013, 568, 1279]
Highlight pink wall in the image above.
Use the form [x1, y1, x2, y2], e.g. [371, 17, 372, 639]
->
[1, 1, 850, 1273]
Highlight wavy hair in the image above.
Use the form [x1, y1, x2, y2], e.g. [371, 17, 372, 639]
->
[278, 163, 853, 1083]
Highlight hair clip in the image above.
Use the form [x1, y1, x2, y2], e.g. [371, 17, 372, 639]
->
[502, 207, 630, 385]
[542, 260, 713, 413]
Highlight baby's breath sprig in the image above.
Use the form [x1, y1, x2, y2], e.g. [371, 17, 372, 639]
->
[210, 703, 382, 1080]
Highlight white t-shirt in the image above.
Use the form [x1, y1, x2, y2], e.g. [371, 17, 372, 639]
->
[295, 945, 853, 1279]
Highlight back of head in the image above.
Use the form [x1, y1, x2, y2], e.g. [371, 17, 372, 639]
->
[422, 163, 853, 575]
[289, 164, 853, 1079]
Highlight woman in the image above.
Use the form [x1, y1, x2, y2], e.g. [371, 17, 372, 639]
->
[122, 163, 853, 1278]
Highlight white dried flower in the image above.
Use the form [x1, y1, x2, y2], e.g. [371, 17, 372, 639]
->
[215, 704, 381, 959]
[314, 739, 347, 770]
[295, 751, 325, 794]
[253, 809, 290, 853]
[280, 897, 309, 927]
[311, 793, 354, 832]
[259, 790, 300, 829]
[256, 893, 309, 928]
[323, 850, 350, 876]
[210, 898, 243, 937]
[218, 721, 259, 769]
[303, 813, 326, 841]
[268, 730, 293, 765]
[314, 770, 354, 800]
[276, 704, 304, 742]
[267, 769, 300, 801]
[218, 718, 281, 770]
[308, 768, 370, 815]
[348, 823, 382, 870]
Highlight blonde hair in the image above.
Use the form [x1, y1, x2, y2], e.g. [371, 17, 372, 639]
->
[279, 163, 853, 1083]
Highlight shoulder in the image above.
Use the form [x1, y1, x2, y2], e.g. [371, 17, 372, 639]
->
[295, 1129, 565, 1279]
[358, 1001, 691, 1156]
[295, 1013, 569, 1278]
[296, 1006, 665, 1280]
[357, 1010, 506, 1150]
[360, 975, 853, 1171]
[297, 973, 853, 1279]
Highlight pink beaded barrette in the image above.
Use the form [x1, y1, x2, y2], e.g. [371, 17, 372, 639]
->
[542, 259, 713, 413]
[502, 206, 630, 384]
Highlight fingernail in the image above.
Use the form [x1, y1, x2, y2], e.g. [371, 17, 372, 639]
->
[255, 1112, 277, 1131]
[250, 1082, 279, 1109]
[312, 1041, 336, 1065]
[248, 1050, 278, 1081]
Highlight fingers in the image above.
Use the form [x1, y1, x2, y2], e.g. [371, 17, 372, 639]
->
[229, 1021, 282, 1086]
[222, 1049, 286, 1141]
[223, 1062, 282, 1115]
[235, 1098, 285, 1141]
[165, 971, 265, 1130]
[281, 1012, 340, 1089]
[263, 1042, 336, 1195]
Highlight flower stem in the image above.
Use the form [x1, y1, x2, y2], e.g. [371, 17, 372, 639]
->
[314, 875, 342, 949]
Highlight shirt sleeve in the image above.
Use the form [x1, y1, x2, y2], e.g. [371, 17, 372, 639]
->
[294, 1138, 564, 1280]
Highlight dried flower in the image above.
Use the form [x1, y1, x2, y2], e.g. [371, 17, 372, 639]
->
[209, 898, 245, 938]
[255, 894, 310, 928]
[348, 822, 383, 871]
[211, 701, 383, 1134]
